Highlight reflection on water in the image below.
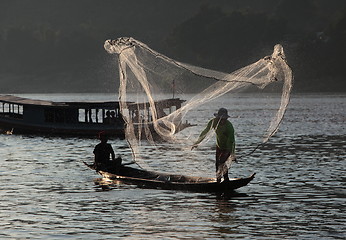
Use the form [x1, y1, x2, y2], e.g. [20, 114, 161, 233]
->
[0, 93, 345, 239]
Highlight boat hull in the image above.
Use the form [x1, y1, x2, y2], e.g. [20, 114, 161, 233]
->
[0, 117, 124, 137]
[87, 163, 255, 193]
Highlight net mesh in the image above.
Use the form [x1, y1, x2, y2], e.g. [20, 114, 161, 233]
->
[104, 37, 293, 176]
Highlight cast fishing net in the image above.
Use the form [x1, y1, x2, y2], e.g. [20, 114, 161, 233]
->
[105, 37, 293, 177]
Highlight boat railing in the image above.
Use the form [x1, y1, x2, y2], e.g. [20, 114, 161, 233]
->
[0, 101, 24, 120]
[126, 98, 186, 124]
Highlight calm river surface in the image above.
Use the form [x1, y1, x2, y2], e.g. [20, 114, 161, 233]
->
[0, 93, 345, 239]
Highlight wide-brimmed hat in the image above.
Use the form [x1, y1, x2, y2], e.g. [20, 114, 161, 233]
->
[214, 108, 230, 119]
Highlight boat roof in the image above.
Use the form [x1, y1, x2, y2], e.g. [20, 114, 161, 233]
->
[0, 95, 118, 108]
[0, 95, 59, 106]
[127, 98, 185, 110]
[0, 95, 183, 109]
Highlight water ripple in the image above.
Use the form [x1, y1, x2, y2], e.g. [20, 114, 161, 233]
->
[0, 94, 345, 239]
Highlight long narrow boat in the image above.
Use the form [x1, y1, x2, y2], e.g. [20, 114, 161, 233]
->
[0, 95, 190, 138]
[85, 162, 255, 192]
[0, 95, 125, 137]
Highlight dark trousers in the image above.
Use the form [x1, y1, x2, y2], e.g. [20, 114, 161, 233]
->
[216, 146, 231, 182]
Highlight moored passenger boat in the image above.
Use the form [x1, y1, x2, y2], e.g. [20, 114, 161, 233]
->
[0, 95, 191, 138]
[0, 95, 125, 137]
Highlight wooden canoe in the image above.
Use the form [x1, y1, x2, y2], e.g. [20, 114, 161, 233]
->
[85, 162, 255, 193]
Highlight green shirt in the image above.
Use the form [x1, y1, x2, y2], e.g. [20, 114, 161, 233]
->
[195, 118, 235, 153]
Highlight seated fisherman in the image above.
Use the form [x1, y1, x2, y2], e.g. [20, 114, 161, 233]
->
[93, 131, 122, 172]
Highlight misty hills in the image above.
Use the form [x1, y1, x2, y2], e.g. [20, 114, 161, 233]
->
[0, 0, 346, 93]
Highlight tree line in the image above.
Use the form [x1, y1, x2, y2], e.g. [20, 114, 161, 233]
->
[0, 0, 345, 92]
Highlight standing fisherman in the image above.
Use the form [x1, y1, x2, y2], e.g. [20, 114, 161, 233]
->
[192, 108, 236, 183]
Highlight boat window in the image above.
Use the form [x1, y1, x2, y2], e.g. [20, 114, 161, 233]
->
[45, 109, 55, 122]
[78, 108, 122, 124]
[170, 106, 176, 114]
[44, 108, 77, 123]
[79, 108, 102, 123]
[54, 109, 65, 123]
[0, 102, 23, 119]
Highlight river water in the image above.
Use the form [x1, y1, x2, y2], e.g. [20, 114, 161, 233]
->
[0, 93, 345, 239]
